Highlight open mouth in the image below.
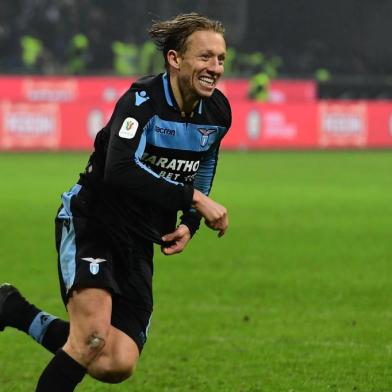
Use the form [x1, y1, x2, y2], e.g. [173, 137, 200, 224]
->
[198, 76, 216, 88]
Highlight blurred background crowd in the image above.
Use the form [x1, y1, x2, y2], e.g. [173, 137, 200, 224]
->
[1, 0, 391, 80]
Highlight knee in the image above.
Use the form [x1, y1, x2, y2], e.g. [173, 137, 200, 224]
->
[91, 358, 136, 384]
[84, 324, 140, 384]
[65, 326, 110, 366]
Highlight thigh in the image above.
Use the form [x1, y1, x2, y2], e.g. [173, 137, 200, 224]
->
[111, 237, 154, 354]
[63, 287, 112, 366]
[65, 287, 140, 380]
[66, 287, 112, 330]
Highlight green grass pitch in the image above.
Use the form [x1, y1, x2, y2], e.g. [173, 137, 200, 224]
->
[0, 150, 391, 391]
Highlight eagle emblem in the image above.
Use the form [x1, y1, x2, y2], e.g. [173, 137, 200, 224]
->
[81, 257, 106, 275]
[197, 128, 217, 147]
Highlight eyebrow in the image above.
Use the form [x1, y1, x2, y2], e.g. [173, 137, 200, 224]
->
[199, 50, 226, 58]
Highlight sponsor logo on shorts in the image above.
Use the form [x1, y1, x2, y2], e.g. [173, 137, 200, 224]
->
[81, 257, 106, 275]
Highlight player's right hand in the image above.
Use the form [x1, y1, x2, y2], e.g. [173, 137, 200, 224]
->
[192, 189, 228, 237]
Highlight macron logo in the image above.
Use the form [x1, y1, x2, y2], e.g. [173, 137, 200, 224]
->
[135, 91, 150, 106]
[40, 314, 49, 325]
[155, 125, 176, 136]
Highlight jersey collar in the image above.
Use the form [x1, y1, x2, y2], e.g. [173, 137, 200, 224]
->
[162, 73, 203, 116]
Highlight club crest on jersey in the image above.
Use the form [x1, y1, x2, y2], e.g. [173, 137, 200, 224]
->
[119, 117, 138, 139]
[197, 128, 217, 147]
[81, 257, 106, 275]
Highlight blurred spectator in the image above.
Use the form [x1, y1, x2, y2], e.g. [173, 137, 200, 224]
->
[1, 0, 392, 78]
[111, 41, 139, 76]
[67, 34, 90, 74]
[20, 36, 43, 71]
[249, 72, 270, 101]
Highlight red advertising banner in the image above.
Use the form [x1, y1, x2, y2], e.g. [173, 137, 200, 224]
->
[22, 78, 79, 102]
[0, 76, 392, 150]
[367, 102, 392, 147]
[0, 101, 60, 149]
[0, 76, 135, 103]
[217, 80, 250, 101]
[59, 103, 114, 149]
[224, 102, 318, 149]
[0, 76, 317, 103]
[318, 102, 367, 147]
[269, 80, 317, 103]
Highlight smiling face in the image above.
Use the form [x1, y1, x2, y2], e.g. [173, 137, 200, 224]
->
[168, 30, 226, 109]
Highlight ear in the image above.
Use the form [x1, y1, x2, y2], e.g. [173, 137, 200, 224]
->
[167, 49, 181, 71]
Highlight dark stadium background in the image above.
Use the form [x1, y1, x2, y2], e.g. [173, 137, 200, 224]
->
[1, 0, 391, 77]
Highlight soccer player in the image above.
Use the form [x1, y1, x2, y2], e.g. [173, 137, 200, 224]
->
[0, 12, 230, 391]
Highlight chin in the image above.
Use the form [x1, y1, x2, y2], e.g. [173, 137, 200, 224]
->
[196, 87, 215, 98]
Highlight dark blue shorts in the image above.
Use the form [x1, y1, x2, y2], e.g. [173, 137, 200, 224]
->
[55, 184, 153, 353]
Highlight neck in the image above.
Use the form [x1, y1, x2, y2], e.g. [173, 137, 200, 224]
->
[169, 73, 199, 115]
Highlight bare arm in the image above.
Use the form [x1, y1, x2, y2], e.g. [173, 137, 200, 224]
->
[192, 189, 228, 237]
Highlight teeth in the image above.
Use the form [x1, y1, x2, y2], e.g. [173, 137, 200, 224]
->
[199, 77, 215, 87]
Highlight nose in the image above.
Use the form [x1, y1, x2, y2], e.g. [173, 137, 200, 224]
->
[207, 57, 223, 75]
